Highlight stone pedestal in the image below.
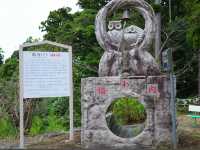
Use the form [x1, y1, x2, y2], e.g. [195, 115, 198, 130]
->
[81, 76, 172, 149]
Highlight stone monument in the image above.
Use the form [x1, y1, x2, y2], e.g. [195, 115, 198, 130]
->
[81, 0, 172, 149]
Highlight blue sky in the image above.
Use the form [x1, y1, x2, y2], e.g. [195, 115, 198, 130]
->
[0, 0, 79, 60]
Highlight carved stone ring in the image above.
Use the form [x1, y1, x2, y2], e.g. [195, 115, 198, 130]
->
[95, 0, 155, 51]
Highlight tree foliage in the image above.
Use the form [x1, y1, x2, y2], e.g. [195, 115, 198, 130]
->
[0, 48, 4, 65]
[184, 0, 200, 49]
[78, 0, 111, 9]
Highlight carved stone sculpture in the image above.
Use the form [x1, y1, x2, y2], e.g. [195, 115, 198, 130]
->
[81, 0, 173, 149]
[81, 76, 172, 148]
[95, 0, 161, 77]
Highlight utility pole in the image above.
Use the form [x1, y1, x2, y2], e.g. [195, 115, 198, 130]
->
[167, 3, 177, 148]
[155, 0, 161, 61]
[169, 0, 172, 23]
[198, 49, 200, 99]
[169, 49, 177, 150]
[159, 1, 176, 148]
[161, 48, 177, 149]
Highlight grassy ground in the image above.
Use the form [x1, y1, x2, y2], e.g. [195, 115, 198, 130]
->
[0, 115, 199, 149]
[177, 115, 200, 150]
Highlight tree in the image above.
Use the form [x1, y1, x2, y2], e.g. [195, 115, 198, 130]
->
[40, 7, 103, 126]
[185, 0, 200, 97]
[0, 48, 4, 65]
[154, 0, 199, 98]
[78, 0, 111, 9]
[24, 36, 40, 44]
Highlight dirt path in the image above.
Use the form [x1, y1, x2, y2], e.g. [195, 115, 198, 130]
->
[0, 130, 81, 149]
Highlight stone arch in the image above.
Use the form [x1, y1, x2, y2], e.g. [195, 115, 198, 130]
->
[103, 95, 154, 141]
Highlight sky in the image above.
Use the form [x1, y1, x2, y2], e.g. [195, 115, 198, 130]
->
[0, 0, 80, 60]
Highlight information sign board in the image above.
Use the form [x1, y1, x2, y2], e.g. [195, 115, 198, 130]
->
[23, 51, 70, 98]
[19, 41, 74, 149]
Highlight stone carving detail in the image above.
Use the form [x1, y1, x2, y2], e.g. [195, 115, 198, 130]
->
[95, 0, 161, 77]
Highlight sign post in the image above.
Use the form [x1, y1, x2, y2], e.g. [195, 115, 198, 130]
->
[19, 41, 74, 148]
[19, 46, 24, 149]
[68, 49, 74, 141]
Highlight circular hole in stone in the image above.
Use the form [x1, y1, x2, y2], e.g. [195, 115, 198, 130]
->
[106, 97, 147, 138]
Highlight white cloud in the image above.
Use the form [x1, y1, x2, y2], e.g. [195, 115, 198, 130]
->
[0, 0, 79, 60]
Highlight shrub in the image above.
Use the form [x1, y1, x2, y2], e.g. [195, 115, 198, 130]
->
[0, 115, 17, 138]
[29, 116, 45, 136]
[108, 97, 146, 125]
[46, 112, 66, 132]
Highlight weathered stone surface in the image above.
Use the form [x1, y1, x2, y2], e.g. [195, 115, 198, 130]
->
[95, 0, 160, 76]
[81, 76, 172, 149]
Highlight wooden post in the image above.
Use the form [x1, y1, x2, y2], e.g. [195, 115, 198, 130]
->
[19, 45, 24, 149]
[69, 47, 74, 141]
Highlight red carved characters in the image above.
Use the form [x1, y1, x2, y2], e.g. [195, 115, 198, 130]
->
[96, 86, 108, 96]
[146, 84, 159, 96]
[121, 79, 129, 89]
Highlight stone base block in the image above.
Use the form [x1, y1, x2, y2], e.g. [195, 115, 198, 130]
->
[81, 76, 172, 149]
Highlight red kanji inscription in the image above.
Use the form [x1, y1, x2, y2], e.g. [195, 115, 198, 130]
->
[147, 84, 159, 96]
[96, 86, 108, 96]
[121, 79, 129, 88]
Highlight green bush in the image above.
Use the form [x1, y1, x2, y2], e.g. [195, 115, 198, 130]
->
[0, 116, 17, 138]
[29, 113, 66, 136]
[46, 112, 66, 132]
[29, 98, 68, 136]
[29, 116, 45, 136]
[108, 97, 146, 125]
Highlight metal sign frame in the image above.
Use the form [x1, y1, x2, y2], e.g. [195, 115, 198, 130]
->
[19, 40, 74, 148]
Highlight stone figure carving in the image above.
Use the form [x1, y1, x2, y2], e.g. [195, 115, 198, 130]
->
[107, 21, 123, 46]
[95, 0, 161, 77]
[107, 21, 144, 50]
[82, 1, 172, 148]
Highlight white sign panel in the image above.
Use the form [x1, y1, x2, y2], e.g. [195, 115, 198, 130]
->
[23, 51, 70, 98]
[189, 105, 200, 113]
